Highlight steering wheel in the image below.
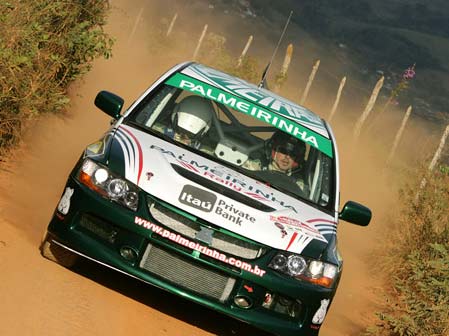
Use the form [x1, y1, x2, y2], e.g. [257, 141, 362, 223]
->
[255, 170, 306, 197]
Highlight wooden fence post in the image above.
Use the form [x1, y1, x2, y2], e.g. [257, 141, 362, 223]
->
[415, 124, 449, 202]
[236, 35, 253, 68]
[192, 24, 208, 60]
[328, 76, 346, 122]
[166, 13, 178, 37]
[386, 105, 412, 165]
[274, 43, 293, 93]
[128, 6, 145, 44]
[300, 60, 320, 105]
[353, 76, 384, 141]
[427, 124, 449, 172]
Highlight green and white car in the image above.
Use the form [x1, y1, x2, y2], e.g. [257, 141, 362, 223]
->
[41, 62, 371, 336]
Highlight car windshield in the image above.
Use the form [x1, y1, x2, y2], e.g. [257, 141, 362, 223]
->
[126, 76, 335, 211]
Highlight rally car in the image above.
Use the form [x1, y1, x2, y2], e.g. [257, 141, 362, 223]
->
[41, 61, 371, 336]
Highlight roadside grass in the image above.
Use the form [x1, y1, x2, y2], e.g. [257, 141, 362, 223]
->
[366, 165, 449, 336]
[0, 0, 113, 158]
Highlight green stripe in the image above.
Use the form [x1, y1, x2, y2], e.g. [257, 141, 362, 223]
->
[165, 73, 333, 157]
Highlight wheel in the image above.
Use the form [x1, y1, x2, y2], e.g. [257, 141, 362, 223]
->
[40, 233, 78, 268]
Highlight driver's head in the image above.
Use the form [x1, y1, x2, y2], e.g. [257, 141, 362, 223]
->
[269, 131, 306, 173]
[172, 95, 214, 145]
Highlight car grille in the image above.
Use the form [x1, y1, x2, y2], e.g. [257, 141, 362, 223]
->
[139, 243, 235, 302]
[148, 199, 265, 259]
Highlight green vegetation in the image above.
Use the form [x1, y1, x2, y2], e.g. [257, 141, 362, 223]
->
[366, 166, 449, 336]
[0, 0, 113, 157]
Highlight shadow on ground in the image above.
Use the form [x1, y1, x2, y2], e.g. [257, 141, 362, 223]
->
[70, 256, 272, 336]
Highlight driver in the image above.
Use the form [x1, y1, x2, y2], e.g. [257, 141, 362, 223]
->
[243, 131, 307, 193]
[154, 95, 215, 151]
[268, 131, 305, 174]
[258, 131, 307, 193]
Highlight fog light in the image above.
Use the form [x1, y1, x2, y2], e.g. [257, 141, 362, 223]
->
[262, 293, 302, 318]
[234, 295, 252, 308]
[120, 246, 137, 261]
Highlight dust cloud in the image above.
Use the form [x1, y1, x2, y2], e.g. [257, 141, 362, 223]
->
[0, 0, 439, 335]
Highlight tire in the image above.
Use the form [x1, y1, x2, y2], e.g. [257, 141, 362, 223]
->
[40, 233, 78, 268]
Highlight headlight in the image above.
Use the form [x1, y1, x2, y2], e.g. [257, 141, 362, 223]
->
[270, 254, 288, 270]
[77, 159, 139, 211]
[269, 252, 339, 288]
[286, 255, 307, 276]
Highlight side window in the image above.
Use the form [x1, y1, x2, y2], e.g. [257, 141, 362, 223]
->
[132, 85, 178, 126]
[306, 151, 332, 206]
[318, 156, 332, 206]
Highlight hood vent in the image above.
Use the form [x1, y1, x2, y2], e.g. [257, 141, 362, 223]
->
[172, 164, 275, 212]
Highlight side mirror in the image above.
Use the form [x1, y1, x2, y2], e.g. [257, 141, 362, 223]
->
[94, 91, 124, 120]
[339, 201, 371, 226]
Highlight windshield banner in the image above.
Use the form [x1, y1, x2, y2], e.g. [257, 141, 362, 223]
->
[166, 73, 333, 157]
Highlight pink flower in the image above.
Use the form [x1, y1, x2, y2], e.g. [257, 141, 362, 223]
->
[402, 65, 416, 80]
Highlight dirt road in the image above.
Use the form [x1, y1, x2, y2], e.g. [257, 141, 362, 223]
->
[0, 1, 396, 335]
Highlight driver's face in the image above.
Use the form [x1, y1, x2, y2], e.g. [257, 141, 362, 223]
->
[273, 151, 297, 172]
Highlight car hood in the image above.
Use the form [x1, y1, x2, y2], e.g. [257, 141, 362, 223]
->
[108, 124, 337, 258]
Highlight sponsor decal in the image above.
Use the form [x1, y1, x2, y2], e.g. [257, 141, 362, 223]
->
[150, 144, 298, 212]
[214, 199, 256, 226]
[184, 64, 327, 135]
[57, 187, 74, 215]
[243, 191, 268, 201]
[274, 222, 288, 238]
[270, 216, 324, 240]
[270, 215, 337, 245]
[312, 299, 330, 325]
[277, 216, 330, 252]
[134, 216, 266, 277]
[179, 185, 217, 212]
[146, 172, 154, 181]
[165, 72, 333, 158]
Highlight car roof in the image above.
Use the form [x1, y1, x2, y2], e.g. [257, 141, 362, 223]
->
[180, 62, 330, 139]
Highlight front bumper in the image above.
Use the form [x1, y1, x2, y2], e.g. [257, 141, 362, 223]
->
[46, 176, 336, 336]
